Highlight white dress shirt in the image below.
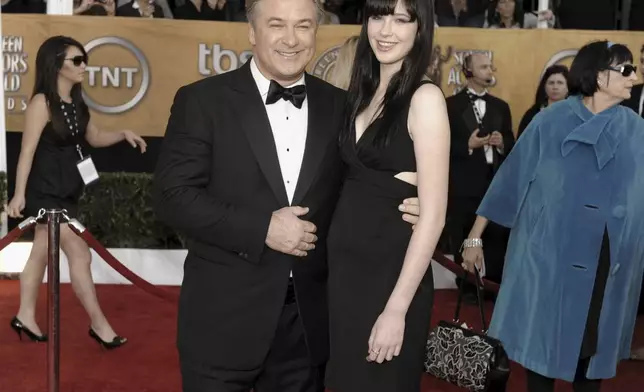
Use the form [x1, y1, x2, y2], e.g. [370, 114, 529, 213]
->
[250, 58, 308, 205]
[250, 59, 308, 278]
[468, 88, 494, 164]
[638, 87, 644, 116]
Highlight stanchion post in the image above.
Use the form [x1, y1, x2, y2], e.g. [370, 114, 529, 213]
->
[46, 209, 64, 392]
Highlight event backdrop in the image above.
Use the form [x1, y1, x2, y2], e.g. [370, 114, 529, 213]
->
[3, 14, 644, 137]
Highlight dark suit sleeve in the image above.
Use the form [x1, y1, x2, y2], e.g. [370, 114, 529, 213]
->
[447, 99, 473, 159]
[153, 86, 271, 264]
[500, 101, 515, 155]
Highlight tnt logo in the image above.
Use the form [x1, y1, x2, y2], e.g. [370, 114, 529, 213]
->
[82, 37, 150, 114]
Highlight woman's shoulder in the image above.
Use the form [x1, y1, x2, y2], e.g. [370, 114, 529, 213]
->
[616, 105, 644, 141]
[25, 93, 50, 120]
[410, 81, 444, 106]
[616, 103, 644, 125]
[516, 100, 572, 144]
[529, 98, 575, 126]
[29, 93, 48, 109]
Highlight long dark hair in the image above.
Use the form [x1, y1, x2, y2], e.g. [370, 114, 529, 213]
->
[534, 64, 569, 106]
[31, 35, 89, 137]
[343, 0, 435, 148]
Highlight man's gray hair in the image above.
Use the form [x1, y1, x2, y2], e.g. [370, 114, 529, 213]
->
[246, 0, 326, 25]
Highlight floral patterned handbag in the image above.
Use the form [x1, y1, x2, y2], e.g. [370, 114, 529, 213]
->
[424, 269, 510, 391]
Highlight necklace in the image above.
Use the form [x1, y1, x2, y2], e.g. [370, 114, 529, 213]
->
[60, 100, 84, 159]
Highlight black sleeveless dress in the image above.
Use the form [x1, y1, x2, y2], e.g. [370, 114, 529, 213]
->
[24, 101, 89, 219]
[326, 85, 435, 392]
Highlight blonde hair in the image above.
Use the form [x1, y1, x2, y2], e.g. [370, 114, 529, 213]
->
[328, 35, 359, 90]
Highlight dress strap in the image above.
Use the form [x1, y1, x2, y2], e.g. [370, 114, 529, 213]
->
[418, 79, 435, 87]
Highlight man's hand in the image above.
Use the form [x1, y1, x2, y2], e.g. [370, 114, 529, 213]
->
[468, 129, 490, 150]
[488, 131, 504, 149]
[265, 206, 317, 257]
[537, 9, 554, 21]
[399, 198, 420, 229]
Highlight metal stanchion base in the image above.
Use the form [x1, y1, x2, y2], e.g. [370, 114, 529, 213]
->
[0, 207, 176, 392]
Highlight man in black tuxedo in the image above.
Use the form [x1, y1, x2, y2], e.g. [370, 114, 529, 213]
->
[153, 0, 420, 390]
[445, 52, 514, 290]
[621, 43, 644, 361]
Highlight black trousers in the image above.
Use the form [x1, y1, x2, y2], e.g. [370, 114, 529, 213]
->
[180, 280, 325, 392]
[525, 357, 601, 392]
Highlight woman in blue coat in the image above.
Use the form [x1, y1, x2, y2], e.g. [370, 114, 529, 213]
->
[461, 40, 644, 391]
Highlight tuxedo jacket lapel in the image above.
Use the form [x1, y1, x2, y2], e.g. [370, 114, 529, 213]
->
[291, 75, 330, 207]
[229, 62, 289, 207]
[457, 90, 474, 133]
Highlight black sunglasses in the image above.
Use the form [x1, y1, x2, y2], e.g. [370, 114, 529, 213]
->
[66, 55, 87, 67]
[608, 64, 637, 77]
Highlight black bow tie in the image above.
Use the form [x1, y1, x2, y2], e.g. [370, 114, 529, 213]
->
[265, 80, 307, 109]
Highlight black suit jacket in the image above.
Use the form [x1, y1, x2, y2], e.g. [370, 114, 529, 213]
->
[446, 89, 515, 199]
[622, 83, 643, 115]
[153, 60, 347, 369]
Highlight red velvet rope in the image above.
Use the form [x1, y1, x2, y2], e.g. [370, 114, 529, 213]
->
[0, 217, 37, 252]
[2, 216, 499, 302]
[65, 219, 178, 304]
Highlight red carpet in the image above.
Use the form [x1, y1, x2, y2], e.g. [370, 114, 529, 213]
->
[0, 281, 642, 391]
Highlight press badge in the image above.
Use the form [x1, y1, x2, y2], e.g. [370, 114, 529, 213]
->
[77, 156, 99, 185]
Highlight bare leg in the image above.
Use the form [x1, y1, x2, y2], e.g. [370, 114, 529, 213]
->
[15, 225, 48, 336]
[60, 224, 122, 342]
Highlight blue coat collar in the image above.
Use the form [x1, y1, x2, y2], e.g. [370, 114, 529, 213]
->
[561, 96, 622, 170]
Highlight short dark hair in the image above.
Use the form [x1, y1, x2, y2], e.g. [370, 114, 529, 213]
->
[568, 40, 633, 97]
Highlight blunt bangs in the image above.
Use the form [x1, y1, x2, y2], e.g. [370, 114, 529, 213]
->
[363, 0, 418, 22]
[606, 44, 633, 67]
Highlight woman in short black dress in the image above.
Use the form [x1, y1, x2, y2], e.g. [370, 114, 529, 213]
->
[6, 36, 146, 349]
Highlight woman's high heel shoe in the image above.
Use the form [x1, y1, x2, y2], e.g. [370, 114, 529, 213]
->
[88, 328, 127, 350]
[10, 317, 48, 342]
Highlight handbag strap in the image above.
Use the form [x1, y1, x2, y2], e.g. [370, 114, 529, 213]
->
[453, 268, 488, 332]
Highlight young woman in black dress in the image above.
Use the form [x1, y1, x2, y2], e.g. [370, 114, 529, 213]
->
[6, 36, 147, 349]
[325, 0, 449, 390]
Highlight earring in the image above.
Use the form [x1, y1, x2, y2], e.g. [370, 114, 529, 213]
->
[597, 80, 604, 86]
